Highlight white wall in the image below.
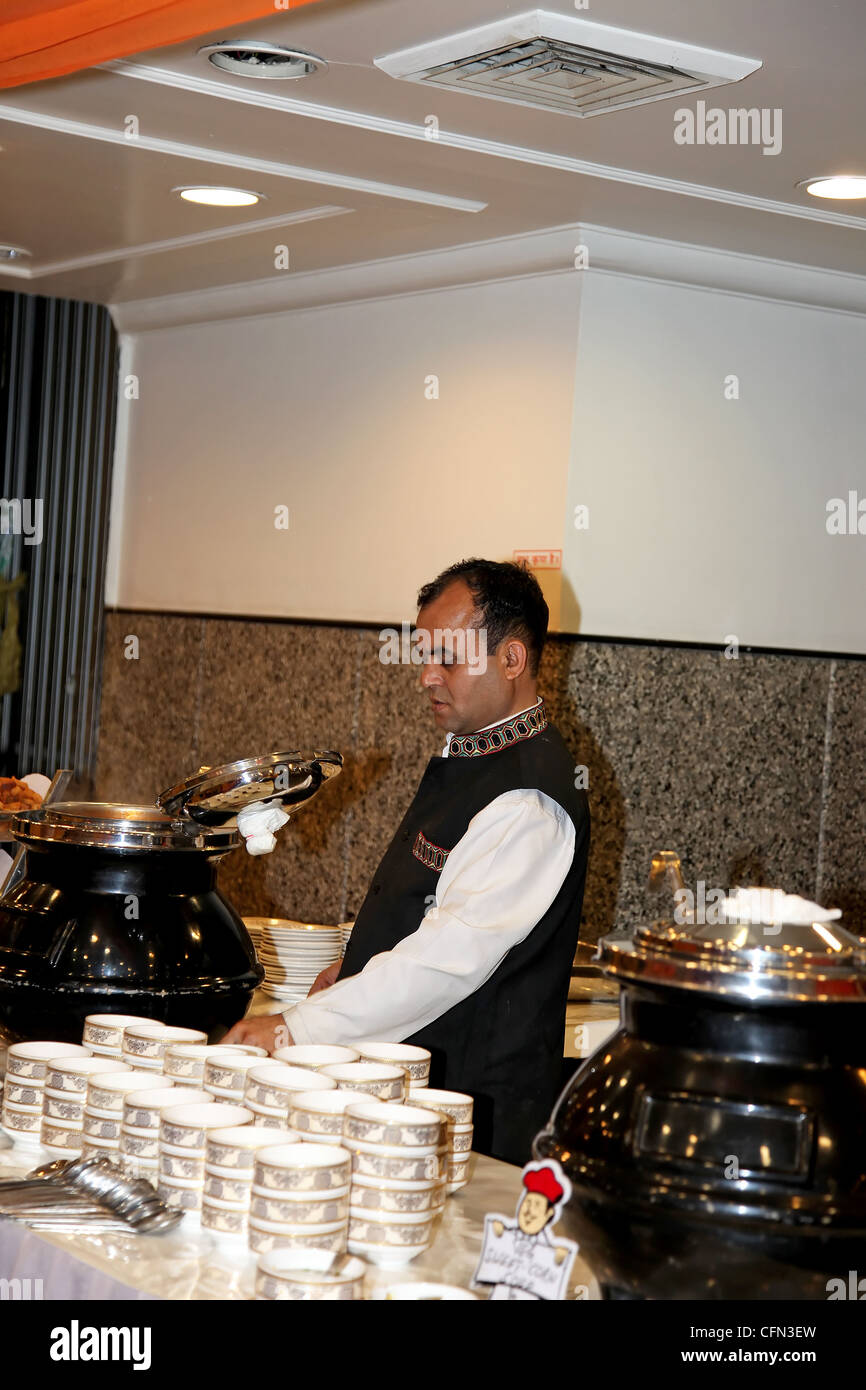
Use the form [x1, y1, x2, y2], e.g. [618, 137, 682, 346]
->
[562, 272, 866, 652]
[108, 247, 866, 654]
[109, 273, 582, 628]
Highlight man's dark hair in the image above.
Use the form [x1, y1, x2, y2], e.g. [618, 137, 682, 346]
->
[417, 558, 549, 676]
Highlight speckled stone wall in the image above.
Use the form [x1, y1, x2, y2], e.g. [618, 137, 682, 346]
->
[94, 612, 865, 942]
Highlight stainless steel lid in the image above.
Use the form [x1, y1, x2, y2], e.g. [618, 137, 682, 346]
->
[10, 803, 239, 852]
[599, 916, 866, 1003]
[9, 750, 343, 852]
[157, 750, 342, 825]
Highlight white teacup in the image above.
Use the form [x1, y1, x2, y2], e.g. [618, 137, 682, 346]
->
[160, 1103, 252, 1150]
[320, 1062, 407, 1102]
[254, 1143, 350, 1193]
[273, 1045, 360, 1071]
[355, 1042, 431, 1085]
[343, 1102, 445, 1150]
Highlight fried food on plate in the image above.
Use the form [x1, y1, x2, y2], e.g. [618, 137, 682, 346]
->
[0, 776, 43, 810]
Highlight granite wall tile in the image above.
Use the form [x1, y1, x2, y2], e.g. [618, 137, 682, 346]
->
[195, 619, 363, 926]
[94, 612, 862, 949]
[557, 644, 830, 939]
[94, 612, 203, 803]
[819, 660, 866, 923]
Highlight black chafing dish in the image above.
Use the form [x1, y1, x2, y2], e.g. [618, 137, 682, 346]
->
[535, 909, 866, 1300]
[0, 750, 341, 1043]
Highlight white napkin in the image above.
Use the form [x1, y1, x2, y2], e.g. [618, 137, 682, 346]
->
[21, 773, 51, 796]
[722, 887, 841, 926]
[236, 802, 290, 857]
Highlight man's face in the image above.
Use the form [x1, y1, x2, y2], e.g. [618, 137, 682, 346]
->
[517, 1191, 552, 1235]
[416, 580, 523, 736]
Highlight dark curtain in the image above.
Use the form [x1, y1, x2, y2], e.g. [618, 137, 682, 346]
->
[0, 290, 118, 784]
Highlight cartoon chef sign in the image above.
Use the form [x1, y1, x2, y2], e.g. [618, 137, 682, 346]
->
[472, 1159, 579, 1300]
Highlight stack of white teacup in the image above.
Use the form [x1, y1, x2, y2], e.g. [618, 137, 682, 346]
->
[242, 1062, 336, 1128]
[341, 1101, 447, 1267]
[164, 1043, 266, 1089]
[2, 1042, 89, 1145]
[118, 1086, 214, 1179]
[81, 1071, 170, 1165]
[406, 1089, 475, 1192]
[41, 1055, 129, 1156]
[82, 1015, 154, 1060]
[355, 1043, 432, 1094]
[201, 1125, 283, 1240]
[156, 1102, 253, 1214]
[121, 1024, 207, 1074]
[319, 1061, 408, 1101]
[248, 1141, 352, 1256]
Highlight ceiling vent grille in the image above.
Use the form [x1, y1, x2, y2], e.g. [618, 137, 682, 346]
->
[376, 11, 761, 119]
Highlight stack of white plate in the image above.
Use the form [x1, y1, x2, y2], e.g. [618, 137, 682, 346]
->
[244, 918, 344, 1004]
[339, 921, 354, 954]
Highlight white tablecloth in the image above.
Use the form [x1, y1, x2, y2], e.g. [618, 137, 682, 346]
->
[0, 1139, 600, 1301]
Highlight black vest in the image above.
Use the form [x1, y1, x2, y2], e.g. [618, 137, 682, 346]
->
[339, 715, 590, 1166]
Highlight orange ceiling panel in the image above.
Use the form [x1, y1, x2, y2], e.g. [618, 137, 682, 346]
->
[0, 0, 331, 88]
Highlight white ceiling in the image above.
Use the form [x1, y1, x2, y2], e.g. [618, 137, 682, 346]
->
[1, 0, 864, 319]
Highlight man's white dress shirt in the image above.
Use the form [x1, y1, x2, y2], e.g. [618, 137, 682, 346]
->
[283, 700, 575, 1046]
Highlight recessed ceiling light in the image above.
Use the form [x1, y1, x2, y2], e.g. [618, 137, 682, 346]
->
[174, 186, 264, 207]
[797, 175, 866, 200]
[198, 39, 327, 80]
[0, 245, 31, 261]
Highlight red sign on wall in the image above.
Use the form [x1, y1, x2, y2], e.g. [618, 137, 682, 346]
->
[513, 549, 562, 570]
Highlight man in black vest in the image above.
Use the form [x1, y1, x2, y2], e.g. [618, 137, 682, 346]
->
[225, 559, 590, 1166]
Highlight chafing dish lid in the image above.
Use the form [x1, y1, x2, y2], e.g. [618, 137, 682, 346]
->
[599, 916, 866, 1003]
[10, 802, 239, 852]
[157, 749, 342, 826]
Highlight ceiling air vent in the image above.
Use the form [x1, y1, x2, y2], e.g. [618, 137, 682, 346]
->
[198, 40, 327, 80]
[375, 10, 761, 118]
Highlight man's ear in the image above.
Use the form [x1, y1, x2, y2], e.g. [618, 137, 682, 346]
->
[501, 638, 528, 679]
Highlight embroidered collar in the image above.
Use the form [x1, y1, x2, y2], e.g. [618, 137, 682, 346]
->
[447, 700, 548, 758]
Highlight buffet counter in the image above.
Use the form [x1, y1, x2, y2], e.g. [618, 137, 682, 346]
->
[0, 1143, 600, 1300]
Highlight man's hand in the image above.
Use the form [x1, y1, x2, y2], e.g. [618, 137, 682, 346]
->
[222, 1013, 292, 1053]
[308, 960, 342, 997]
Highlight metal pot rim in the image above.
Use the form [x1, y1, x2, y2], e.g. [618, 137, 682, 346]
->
[10, 802, 239, 852]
